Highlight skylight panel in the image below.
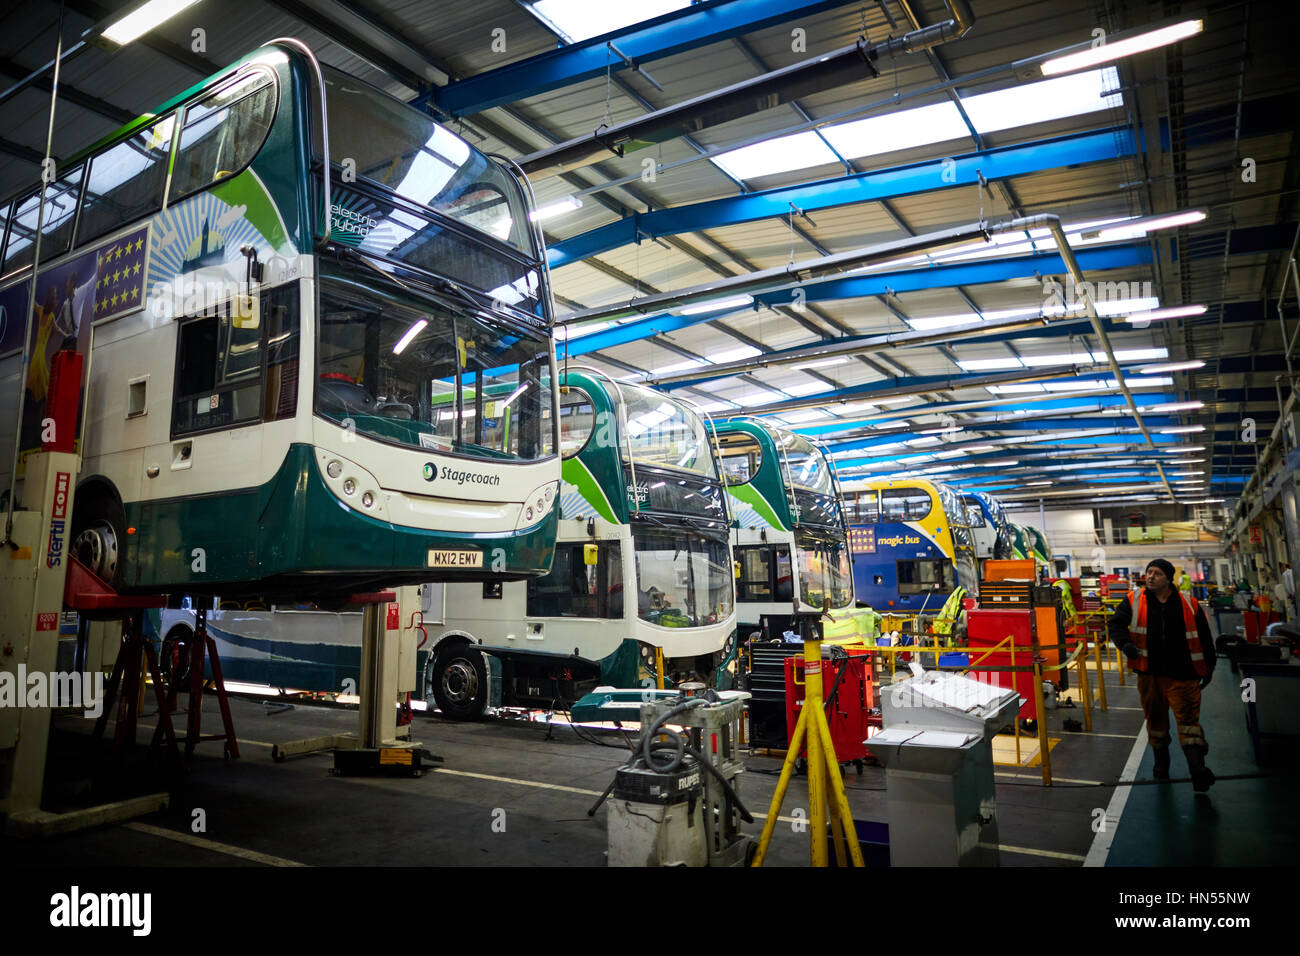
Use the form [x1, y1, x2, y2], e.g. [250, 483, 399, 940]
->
[963, 68, 1123, 134]
[780, 381, 831, 397]
[713, 131, 840, 181]
[986, 383, 1047, 395]
[956, 357, 1024, 371]
[648, 359, 707, 377]
[821, 100, 970, 160]
[528, 0, 689, 43]
[711, 345, 763, 364]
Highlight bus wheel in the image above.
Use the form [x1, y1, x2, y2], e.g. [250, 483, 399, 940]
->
[71, 488, 126, 589]
[430, 643, 487, 721]
[160, 626, 193, 690]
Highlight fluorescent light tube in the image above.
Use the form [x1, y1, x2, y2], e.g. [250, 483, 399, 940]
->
[102, 0, 202, 45]
[1041, 20, 1204, 76]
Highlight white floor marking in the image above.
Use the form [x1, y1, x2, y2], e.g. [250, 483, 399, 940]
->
[1083, 724, 1147, 867]
[124, 822, 307, 867]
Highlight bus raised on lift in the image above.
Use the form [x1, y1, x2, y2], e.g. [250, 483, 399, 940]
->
[0, 42, 561, 601]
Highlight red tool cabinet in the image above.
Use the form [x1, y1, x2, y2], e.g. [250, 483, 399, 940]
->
[783, 648, 876, 763]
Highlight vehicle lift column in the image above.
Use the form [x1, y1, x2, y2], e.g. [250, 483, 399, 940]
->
[1, 351, 169, 834]
[271, 587, 434, 776]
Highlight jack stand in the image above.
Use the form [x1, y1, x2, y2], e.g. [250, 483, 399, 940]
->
[91, 606, 180, 762]
[270, 590, 436, 776]
[155, 607, 238, 767]
[752, 638, 866, 867]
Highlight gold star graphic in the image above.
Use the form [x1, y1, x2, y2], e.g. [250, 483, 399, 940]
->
[130, 286, 139, 300]
[132, 263, 141, 275]
[113, 269, 122, 283]
[110, 293, 118, 306]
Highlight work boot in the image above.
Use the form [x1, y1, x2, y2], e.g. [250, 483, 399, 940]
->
[1184, 747, 1215, 792]
[1152, 746, 1171, 780]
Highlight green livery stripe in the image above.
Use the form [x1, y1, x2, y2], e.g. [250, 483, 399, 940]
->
[562, 456, 617, 524]
[728, 482, 786, 531]
[212, 170, 290, 252]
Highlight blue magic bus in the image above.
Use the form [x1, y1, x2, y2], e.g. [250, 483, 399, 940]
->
[843, 477, 979, 613]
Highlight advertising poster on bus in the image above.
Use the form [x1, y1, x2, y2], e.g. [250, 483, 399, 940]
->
[16, 225, 149, 463]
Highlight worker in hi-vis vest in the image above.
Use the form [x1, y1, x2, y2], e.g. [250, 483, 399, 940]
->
[1108, 558, 1217, 791]
[1178, 569, 1194, 594]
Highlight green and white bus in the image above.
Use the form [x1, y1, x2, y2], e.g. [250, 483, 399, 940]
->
[0, 41, 560, 601]
[711, 418, 867, 642]
[424, 368, 737, 720]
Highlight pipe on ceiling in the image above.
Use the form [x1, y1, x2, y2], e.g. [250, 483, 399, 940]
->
[558, 220, 992, 325]
[517, 0, 974, 177]
[986, 214, 1178, 503]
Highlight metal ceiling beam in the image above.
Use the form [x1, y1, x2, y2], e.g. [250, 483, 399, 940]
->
[425, 0, 851, 117]
[548, 128, 1135, 265]
[516, 0, 972, 176]
[563, 243, 1150, 357]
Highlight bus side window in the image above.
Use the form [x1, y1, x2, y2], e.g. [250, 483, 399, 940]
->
[262, 285, 300, 421]
[882, 488, 930, 522]
[77, 116, 175, 248]
[170, 71, 277, 203]
[172, 305, 263, 436]
[774, 547, 793, 602]
[736, 547, 772, 601]
[526, 542, 622, 618]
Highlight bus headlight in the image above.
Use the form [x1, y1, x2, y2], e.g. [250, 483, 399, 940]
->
[316, 451, 389, 521]
[516, 480, 560, 530]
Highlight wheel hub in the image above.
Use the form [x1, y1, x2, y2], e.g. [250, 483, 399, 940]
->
[74, 522, 119, 582]
[442, 659, 478, 704]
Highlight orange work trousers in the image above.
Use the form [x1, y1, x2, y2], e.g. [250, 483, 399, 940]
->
[1137, 674, 1207, 752]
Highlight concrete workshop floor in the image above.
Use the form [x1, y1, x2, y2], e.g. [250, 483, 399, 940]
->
[3, 654, 1294, 867]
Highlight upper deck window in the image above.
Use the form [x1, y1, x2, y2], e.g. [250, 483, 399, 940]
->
[881, 487, 932, 522]
[78, 116, 175, 247]
[170, 70, 277, 202]
[317, 67, 534, 257]
[618, 384, 715, 480]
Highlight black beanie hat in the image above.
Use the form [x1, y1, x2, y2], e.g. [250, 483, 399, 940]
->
[1146, 558, 1176, 581]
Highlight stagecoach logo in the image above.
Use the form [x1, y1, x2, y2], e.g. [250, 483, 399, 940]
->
[423, 462, 438, 482]
[46, 471, 71, 569]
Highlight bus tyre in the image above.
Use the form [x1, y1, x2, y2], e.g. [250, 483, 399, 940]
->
[430, 643, 487, 721]
[70, 486, 126, 590]
[161, 626, 193, 690]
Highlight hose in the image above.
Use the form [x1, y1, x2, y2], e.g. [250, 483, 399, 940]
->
[629, 695, 755, 823]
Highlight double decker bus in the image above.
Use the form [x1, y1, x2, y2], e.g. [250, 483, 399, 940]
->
[710, 418, 862, 639]
[0, 41, 560, 601]
[962, 491, 1016, 573]
[422, 369, 737, 719]
[843, 478, 978, 613]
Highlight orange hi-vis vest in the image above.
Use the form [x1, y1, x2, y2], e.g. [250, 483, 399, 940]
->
[1126, 589, 1207, 676]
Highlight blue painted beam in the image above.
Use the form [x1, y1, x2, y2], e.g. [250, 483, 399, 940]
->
[425, 0, 849, 117]
[549, 128, 1136, 266]
[792, 394, 1180, 436]
[751, 245, 1153, 307]
[583, 244, 1150, 372]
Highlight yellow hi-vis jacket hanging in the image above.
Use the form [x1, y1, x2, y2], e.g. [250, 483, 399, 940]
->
[1126, 589, 1207, 676]
[931, 586, 967, 637]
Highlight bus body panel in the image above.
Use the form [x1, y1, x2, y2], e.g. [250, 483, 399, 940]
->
[1, 44, 562, 600]
[847, 479, 979, 614]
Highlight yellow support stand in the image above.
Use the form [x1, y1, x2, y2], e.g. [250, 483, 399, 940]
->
[752, 639, 865, 868]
